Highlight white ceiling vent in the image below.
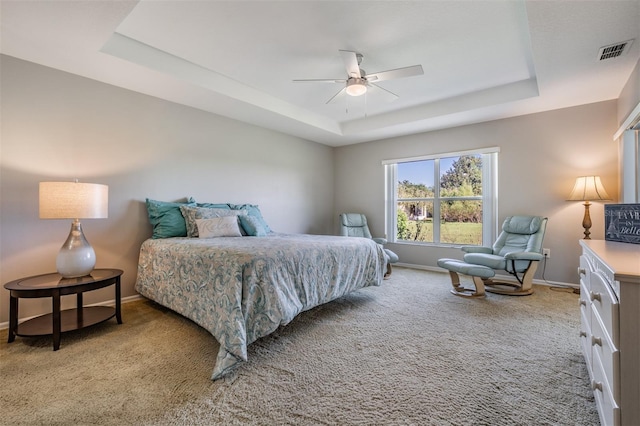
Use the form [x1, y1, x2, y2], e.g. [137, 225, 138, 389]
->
[598, 39, 634, 61]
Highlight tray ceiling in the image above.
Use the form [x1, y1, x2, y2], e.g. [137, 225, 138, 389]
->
[2, 1, 639, 146]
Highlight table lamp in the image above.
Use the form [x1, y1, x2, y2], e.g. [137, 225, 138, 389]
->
[39, 181, 109, 278]
[567, 176, 611, 239]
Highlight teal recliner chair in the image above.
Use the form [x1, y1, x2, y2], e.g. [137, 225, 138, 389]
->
[339, 213, 399, 278]
[438, 215, 548, 297]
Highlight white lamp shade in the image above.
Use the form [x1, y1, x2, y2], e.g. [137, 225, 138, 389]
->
[567, 176, 611, 202]
[40, 182, 108, 219]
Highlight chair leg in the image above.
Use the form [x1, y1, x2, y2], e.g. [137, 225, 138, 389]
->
[448, 271, 486, 298]
[519, 262, 538, 293]
[484, 262, 538, 296]
[384, 263, 392, 279]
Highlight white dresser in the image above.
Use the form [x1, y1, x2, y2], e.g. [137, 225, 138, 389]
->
[579, 240, 640, 426]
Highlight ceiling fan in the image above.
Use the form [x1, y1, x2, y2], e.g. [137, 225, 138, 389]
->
[293, 50, 424, 104]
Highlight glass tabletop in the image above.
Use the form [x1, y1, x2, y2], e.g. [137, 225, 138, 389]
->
[4, 269, 123, 290]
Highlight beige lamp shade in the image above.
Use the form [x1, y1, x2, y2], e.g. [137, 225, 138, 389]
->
[567, 176, 611, 202]
[39, 182, 108, 219]
[567, 175, 610, 240]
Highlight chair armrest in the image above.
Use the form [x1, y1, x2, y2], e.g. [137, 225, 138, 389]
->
[372, 237, 388, 245]
[461, 246, 493, 254]
[504, 252, 544, 261]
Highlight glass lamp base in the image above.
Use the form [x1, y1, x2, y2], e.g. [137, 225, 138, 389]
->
[56, 219, 96, 278]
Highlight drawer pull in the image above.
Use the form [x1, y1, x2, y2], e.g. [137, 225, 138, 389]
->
[590, 291, 601, 302]
[591, 336, 602, 347]
[578, 268, 586, 276]
[591, 381, 603, 392]
[579, 331, 587, 338]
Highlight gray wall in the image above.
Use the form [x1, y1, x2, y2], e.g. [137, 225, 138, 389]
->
[334, 101, 619, 285]
[617, 58, 640, 126]
[0, 56, 334, 323]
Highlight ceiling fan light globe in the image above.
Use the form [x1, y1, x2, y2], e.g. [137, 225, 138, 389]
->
[346, 78, 367, 96]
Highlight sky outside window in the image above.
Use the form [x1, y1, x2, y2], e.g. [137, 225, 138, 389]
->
[398, 158, 458, 188]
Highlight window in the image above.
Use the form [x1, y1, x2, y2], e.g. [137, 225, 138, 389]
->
[383, 148, 498, 246]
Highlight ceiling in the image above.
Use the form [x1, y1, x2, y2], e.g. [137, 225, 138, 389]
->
[1, 1, 639, 147]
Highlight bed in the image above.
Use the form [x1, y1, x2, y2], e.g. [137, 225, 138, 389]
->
[135, 232, 387, 379]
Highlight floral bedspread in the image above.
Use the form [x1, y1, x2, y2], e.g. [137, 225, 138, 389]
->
[135, 233, 386, 379]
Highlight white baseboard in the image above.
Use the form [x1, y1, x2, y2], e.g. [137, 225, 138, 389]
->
[0, 294, 143, 331]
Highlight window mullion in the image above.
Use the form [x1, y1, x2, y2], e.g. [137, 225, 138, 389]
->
[386, 164, 398, 242]
[433, 158, 441, 244]
[482, 153, 498, 245]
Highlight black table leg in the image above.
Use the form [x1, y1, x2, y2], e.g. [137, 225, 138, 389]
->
[77, 292, 84, 326]
[115, 279, 122, 324]
[8, 295, 17, 343]
[52, 289, 61, 351]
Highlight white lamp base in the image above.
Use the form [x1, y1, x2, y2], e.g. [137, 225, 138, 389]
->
[56, 219, 96, 278]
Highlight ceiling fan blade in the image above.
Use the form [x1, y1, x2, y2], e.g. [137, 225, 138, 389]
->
[293, 79, 346, 83]
[339, 50, 361, 78]
[366, 65, 423, 82]
[370, 83, 399, 102]
[326, 87, 346, 104]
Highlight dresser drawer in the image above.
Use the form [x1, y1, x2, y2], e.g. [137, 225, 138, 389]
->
[592, 349, 620, 426]
[590, 271, 620, 345]
[591, 309, 620, 402]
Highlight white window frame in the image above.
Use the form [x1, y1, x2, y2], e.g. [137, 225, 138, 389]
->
[383, 147, 499, 246]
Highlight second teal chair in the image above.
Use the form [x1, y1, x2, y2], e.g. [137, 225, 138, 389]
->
[339, 213, 399, 278]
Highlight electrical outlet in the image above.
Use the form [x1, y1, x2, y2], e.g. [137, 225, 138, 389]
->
[543, 248, 551, 258]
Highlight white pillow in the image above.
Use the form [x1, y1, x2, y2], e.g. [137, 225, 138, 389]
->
[196, 216, 242, 238]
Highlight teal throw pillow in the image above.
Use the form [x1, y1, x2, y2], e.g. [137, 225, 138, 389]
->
[230, 204, 272, 233]
[239, 214, 267, 237]
[146, 198, 195, 239]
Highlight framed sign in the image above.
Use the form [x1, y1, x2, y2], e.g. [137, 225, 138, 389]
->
[605, 204, 640, 244]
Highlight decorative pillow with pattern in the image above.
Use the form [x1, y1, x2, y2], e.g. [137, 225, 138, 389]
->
[180, 205, 246, 237]
[196, 217, 242, 238]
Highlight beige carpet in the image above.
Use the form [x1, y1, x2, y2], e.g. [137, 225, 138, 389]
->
[1, 267, 598, 425]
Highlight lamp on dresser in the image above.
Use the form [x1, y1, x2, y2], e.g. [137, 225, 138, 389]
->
[567, 176, 611, 239]
[39, 180, 109, 278]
